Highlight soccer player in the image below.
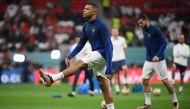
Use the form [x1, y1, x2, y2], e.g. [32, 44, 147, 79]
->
[111, 28, 129, 95]
[68, 36, 94, 97]
[172, 35, 190, 94]
[137, 15, 179, 109]
[39, 2, 115, 109]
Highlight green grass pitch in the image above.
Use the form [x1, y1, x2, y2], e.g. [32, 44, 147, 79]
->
[0, 83, 189, 109]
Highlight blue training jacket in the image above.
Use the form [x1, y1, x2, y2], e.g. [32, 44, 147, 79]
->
[143, 25, 167, 62]
[67, 17, 113, 74]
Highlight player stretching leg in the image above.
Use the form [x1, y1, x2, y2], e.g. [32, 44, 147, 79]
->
[39, 2, 115, 109]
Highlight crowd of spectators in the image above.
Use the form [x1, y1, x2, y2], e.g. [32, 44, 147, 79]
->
[0, 0, 189, 51]
[105, 0, 190, 46]
[0, 0, 190, 53]
[0, 0, 85, 53]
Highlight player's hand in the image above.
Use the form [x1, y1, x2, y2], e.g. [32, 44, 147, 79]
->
[152, 56, 159, 62]
[65, 58, 71, 67]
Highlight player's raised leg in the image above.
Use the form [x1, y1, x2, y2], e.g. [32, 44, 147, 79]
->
[39, 60, 87, 87]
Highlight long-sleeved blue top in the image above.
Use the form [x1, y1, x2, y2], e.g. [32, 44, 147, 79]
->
[143, 25, 167, 62]
[67, 17, 113, 74]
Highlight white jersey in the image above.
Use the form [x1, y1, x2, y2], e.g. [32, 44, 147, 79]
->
[173, 43, 190, 66]
[70, 42, 92, 60]
[111, 36, 127, 62]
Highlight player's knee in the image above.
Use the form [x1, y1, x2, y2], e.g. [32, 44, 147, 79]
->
[142, 79, 149, 86]
[97, 77, 103, 85]
[172, 67, 176, 72]
[161, 78, 169, 84]
[122, 65, 128, 71]
[123, 69, 128, 73]
[98, 81, 104, 90]
[97, 77, 108, 91]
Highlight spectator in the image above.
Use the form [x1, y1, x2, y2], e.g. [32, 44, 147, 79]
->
[4, 3, 19, 18]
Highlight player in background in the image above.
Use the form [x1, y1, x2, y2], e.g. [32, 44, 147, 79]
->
[137, 15, 179, 109]
[172, 34, 190, 94]
[68, 36, 94, 97]
[111, 28, 129, 95]
[39, 2, 115, 109]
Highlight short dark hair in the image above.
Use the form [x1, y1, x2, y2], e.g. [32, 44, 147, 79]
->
[138, 14, 149, 20]
[86, 1, 98, 10]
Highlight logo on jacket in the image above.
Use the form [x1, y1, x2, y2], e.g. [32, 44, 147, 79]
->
[92, 28, 95, 33]
[148, 34, 150, 37]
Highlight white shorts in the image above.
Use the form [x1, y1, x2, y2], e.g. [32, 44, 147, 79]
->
[142, 60, 168, 80]
[81, 51, 108, 79]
